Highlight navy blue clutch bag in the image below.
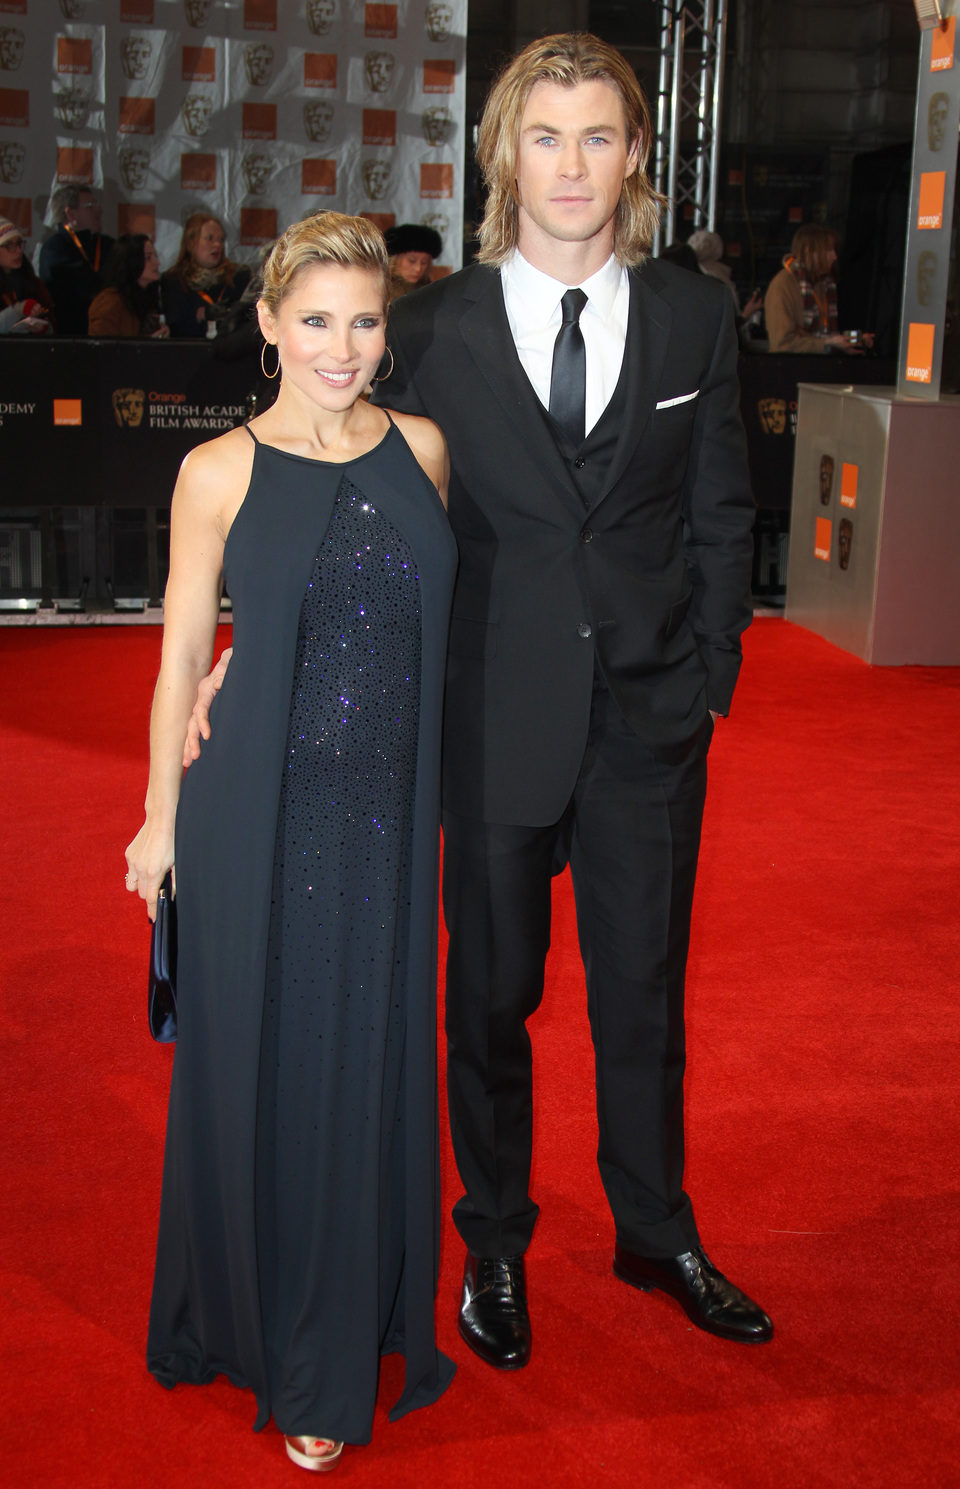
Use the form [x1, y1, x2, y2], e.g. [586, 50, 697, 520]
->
[148, 872, 178, 1043]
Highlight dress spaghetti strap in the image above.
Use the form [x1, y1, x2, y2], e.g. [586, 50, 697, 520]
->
[245, 423, 259, 444]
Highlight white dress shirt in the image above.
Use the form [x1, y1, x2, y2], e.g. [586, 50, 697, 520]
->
[500, 250, 629, 438]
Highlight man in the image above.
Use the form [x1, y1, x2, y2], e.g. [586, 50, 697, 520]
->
[38, 186, 113, 334]
[190, 32, 771, 1366]
[373, 32, 771, 1366]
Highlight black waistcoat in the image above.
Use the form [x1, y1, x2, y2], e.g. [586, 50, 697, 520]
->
[546, 349, 631, 507]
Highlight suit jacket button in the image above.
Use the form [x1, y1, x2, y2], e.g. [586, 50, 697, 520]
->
[577, 622, 592, 638]
[580, 527, 593, 543]
[574, 456, 586, 469]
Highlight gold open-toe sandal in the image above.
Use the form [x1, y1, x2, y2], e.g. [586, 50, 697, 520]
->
[284, 1436, 344, 1473]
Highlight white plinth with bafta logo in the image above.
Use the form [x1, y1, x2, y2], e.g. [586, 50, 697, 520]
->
[785, 383, 960, 664]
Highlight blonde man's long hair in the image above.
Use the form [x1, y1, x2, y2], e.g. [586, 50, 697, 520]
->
[476, 32, 663, 268]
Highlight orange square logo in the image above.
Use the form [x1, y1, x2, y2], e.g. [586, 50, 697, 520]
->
[0, 1, 27, 12]
[788, 204, 803, 223]
[365, 3, 398, 38]
[54, 399, 82, 427]
[304, 53, 337, 89]
[362, 212, 395, 232]
[0, 195, 30, 233]
[420, 162, 453, 198]
[423, 59, 455, 93]
[0, 88, 29, 127]
[119, 96, 155, 134]
[931, 16, 956, 72]
[56, 146, 94, 186]
[244, 0, 277, 29]
[57, 37, 93, 76]
[183, 46, 216, 83]
[917, 171, 946, 229]
[118, 202, 155, 236]
[905, 322, 936, 383]
[240, 206, 277, 246]
[362, 108, 396, 146]
[181, 153, 217, 190]
[242, 102, 276, 139]
[728, 168, 743, 186]
[840, 462, 858, 509]
[814, 516, 832, 562]
[301, 158, 336, 195]
[120, 0, 154, 20]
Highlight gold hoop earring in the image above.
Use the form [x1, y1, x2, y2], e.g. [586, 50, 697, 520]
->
[260, 341, 280, 379]
[371, 346, 394, 383]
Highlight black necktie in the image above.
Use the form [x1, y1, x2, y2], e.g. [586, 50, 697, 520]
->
[548, 288, 588, 446]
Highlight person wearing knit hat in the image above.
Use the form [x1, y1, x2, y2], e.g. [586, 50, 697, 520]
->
[0, 217, 53, 334]
[385, 222, 443, 297]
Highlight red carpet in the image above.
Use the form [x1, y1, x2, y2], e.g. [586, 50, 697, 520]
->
[2, 619, 958, 1487]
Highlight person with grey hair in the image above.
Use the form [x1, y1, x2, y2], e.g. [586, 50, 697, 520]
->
[688, 228, 762, 324]
[38, 185, 114, 334]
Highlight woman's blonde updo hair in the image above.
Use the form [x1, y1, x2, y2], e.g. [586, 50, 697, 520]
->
[259, 211, 390, 315]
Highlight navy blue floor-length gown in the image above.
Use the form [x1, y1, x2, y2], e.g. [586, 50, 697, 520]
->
[147, 419, 457, 1443]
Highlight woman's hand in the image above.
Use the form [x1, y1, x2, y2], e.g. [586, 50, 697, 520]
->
[125, 821, 175, 923]
[151, 323, 171, 339]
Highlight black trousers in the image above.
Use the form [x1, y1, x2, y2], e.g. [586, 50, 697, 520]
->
[442, 686, 711, 1261]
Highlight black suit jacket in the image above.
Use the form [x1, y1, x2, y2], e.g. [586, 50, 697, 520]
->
[375, 258, 755, 825]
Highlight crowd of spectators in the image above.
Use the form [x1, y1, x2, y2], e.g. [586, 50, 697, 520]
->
[2, 190, 448, 342]
[10, 188, 871, 356]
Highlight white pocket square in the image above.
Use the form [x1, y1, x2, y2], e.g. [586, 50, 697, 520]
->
[656, 390, 700, 409]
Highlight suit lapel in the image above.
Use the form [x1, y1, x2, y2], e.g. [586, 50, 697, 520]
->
[457, 267, 584, 513]
[587, 267, 672, 513]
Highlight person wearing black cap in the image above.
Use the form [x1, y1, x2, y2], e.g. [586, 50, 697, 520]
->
[385, 222, 442, 297]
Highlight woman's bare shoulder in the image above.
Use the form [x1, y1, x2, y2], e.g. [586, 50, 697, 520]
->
[389, 409, 446, 461]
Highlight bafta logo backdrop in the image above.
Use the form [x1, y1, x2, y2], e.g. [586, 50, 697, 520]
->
[0, 0, 467, 273]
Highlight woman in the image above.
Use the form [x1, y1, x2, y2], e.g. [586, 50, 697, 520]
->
[384, 223, 442, 299]
[87, 234, 169, 337]
[764, 224, 864, 353]
[0, 217, 53, 333]
[161, 213, 252, 337]
[125, 212, 456, 1471]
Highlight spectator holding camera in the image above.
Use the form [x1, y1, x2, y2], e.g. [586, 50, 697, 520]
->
[161, 213, 251, 337]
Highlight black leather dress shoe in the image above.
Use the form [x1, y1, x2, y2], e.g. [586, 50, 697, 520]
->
[613, 1243, 773, 1343]
[458, 1253, 531, 1369]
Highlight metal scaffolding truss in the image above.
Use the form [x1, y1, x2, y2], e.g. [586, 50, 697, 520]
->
[653, 0, 728, 250]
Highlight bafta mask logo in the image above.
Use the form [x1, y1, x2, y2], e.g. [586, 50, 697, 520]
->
[303, 98, 334, 143]
[918, 250, 937, 307]
[243, 43, 274, 87]
[361, 157, 391, 201]
[420, 210, 448, 240]
[120, 34, 153, 82]
[421, 104, 453, 147]
[112, 388, 145, 428]
[424, 0, 453, 42]
[56, 86, 91, 131]
[183, 0, 211, 25]
[119, 147, 149, 191]
[928, 92, 949, 153]
[58, 0, 83, 17]
[306, 0, 336, 35]
[0, 26, 25, 72]
[241, 150, 271, 194]
[364, 50, 394, 93]
[838, 517, 853, 571]
[818, 453, 834, 506]
[758, 398, 786, 436]
[181, 92, 213, 137]
[0, 139, 25, 184]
